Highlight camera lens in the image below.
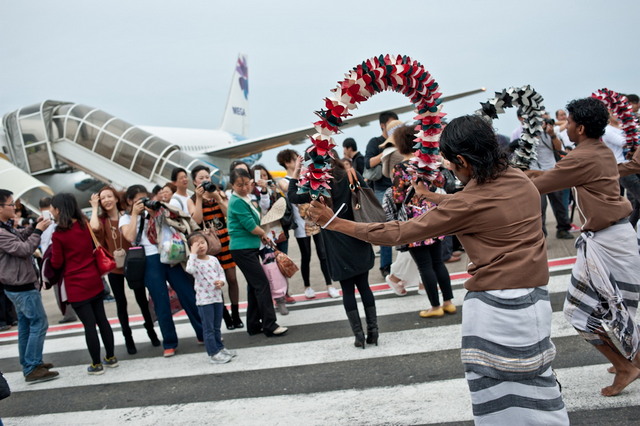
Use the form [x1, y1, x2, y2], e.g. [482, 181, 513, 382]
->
[141, 197, 162, 210]
[201, 181, 218, 192]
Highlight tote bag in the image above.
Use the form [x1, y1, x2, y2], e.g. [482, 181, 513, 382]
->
[347, 168, 387, 223]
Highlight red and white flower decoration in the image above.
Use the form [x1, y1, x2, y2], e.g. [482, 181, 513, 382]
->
[298, 54, 445, 198]
[592, 88, 639, 153]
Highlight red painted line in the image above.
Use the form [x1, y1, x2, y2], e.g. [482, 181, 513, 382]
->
[0, 256, 577, 339]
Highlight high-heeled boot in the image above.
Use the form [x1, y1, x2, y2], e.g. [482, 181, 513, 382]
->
[124, 333, 137, 354]
[231, 304, 244, 329]
[364, 305, 379, 346]
[345, 310, 365, 349]
[223, 305, 235, 330]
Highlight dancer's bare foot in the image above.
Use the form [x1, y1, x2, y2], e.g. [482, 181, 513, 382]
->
[601, 365, 640, 396]
[633, 353, 640, 370]
[607, 365, 616, 374]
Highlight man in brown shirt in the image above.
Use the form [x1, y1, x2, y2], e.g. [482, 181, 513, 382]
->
[308, 115, 568, 424]
[529, 97, 640, 397]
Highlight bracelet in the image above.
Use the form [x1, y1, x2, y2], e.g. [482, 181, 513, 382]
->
[321, 203, 346, 229]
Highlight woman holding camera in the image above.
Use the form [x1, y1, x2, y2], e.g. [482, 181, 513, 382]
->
[120, 185, 203, 358]
[188, 165, 244, 329]
[89, 186, 159, 354]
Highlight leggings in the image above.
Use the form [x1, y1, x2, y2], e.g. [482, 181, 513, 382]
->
[339, 271, 375, 312]
[71, 293, 114, 365]
[296, 233, 331, 287]
[409, 241, 454, 307]
[108, 273, 154, 338]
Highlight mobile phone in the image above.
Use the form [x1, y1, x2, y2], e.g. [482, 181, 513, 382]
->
[42, 211, 53, 221]
[254, 170, 261, 182]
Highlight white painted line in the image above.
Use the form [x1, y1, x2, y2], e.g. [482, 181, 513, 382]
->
[5, 363, 638, 426]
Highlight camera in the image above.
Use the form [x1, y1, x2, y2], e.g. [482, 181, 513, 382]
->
[200, 181, 218, 192]
[140, 197, 162, 210]
[543, 118, 555, 126]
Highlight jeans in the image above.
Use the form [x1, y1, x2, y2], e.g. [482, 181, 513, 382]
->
[4, 290, 48, 376]
[198, 303, 224, 356]
[374, 187, 392, 270]
[144, 254, 203, 349]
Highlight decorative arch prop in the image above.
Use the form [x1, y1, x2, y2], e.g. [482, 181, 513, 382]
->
[476, 85, 545, 170]
[591, 88, 639, 153]
[298, 54, 445, 199]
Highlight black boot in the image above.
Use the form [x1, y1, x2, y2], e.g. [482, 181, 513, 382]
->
[231, 304, 244, 329]
[147, 327, 161, 347]
[223, 306, 235, 330]
[364, 305, 379, 346]
[346, 310, 365, 349]
[124, 334, 137, 355]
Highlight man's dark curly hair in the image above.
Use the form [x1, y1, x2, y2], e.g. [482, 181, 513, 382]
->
[439, 115, 509, 185]
[566, 98, 609, 139]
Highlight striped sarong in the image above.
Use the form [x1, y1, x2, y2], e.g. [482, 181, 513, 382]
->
[461, 286, 569, 425]
[564, 220, 640, 360]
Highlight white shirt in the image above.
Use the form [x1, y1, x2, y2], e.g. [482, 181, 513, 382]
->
[171, 193, 190, 214]
[602, 125, 626, 163]
[119, 213, 158, 255]
[185, 254, 225, 305]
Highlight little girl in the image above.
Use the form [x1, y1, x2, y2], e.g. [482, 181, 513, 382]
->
[185, 232, 237, 364]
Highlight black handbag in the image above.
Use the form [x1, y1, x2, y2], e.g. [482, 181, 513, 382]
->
[124, 214, 147, 290]
[0, 371, 10, 401]
[347, 168, 387, 223]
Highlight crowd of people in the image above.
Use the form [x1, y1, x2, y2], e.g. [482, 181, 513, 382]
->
[1, 93, 639, 424]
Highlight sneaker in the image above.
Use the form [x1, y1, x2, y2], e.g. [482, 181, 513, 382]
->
[284, 295, 297, 304]
[221, 348, 237, 358]
[0, 324, 11, 331]
[25, 365, 60, 383]
[304, 287, 316, 299]
[210, 352, 232, 364]
[163, 348, 176, 358]
[102, 356, 119, 368]
[327, 286, 340, 298]
[417, 284, 426, 296]
[275, 297, 289, 315]
[197, 339, 205, 345]
[569, 223, 581, 233]
[266, 326, 288, 337]
[87, 363, 105, 375]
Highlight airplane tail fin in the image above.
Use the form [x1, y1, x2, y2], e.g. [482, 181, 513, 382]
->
[220, 54, 249, 138]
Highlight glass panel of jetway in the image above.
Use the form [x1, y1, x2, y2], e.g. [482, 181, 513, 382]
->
[3, 100, 222, 193]
[2, 101, 63, 175]
[51, 103, 221, 185]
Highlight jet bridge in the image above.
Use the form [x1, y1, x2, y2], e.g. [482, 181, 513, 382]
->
[2, 100, 221, 191]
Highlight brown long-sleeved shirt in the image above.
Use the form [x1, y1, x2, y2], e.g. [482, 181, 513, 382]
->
[352, 167, 549, 292]
[618, 148, 640, 177]
[531, 139, 631, 232]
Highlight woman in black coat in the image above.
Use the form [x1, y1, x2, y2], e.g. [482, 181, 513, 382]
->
[287, 154, 377, 348]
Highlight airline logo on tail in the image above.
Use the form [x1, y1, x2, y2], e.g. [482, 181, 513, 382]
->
[236, 55, 248, 101]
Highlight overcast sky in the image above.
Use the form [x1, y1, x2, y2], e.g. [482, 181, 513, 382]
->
[1, 0, 638, 170]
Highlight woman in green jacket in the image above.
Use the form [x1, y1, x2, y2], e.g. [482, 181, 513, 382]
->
[227, 168, 288, 337]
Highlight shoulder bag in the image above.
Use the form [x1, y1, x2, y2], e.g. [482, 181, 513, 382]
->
[268, 241, 298, 278]
[124, 215, 147, 290]
[362, 163, 382, 181]
[347, 168, 387, 223]
[104, 216, 127, 269]
[201, 219, 222, 255]
[88, 224, 116, 276]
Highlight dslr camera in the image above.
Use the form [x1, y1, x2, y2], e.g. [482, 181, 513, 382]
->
[200, 181, 218, 192]
[543, 118, 555, 126]
[139, 197, 162, 210]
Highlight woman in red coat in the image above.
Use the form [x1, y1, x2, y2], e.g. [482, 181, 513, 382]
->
[50, 193, 117, 375]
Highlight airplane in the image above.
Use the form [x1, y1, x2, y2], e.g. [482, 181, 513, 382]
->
[0, 54, 485, 210]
